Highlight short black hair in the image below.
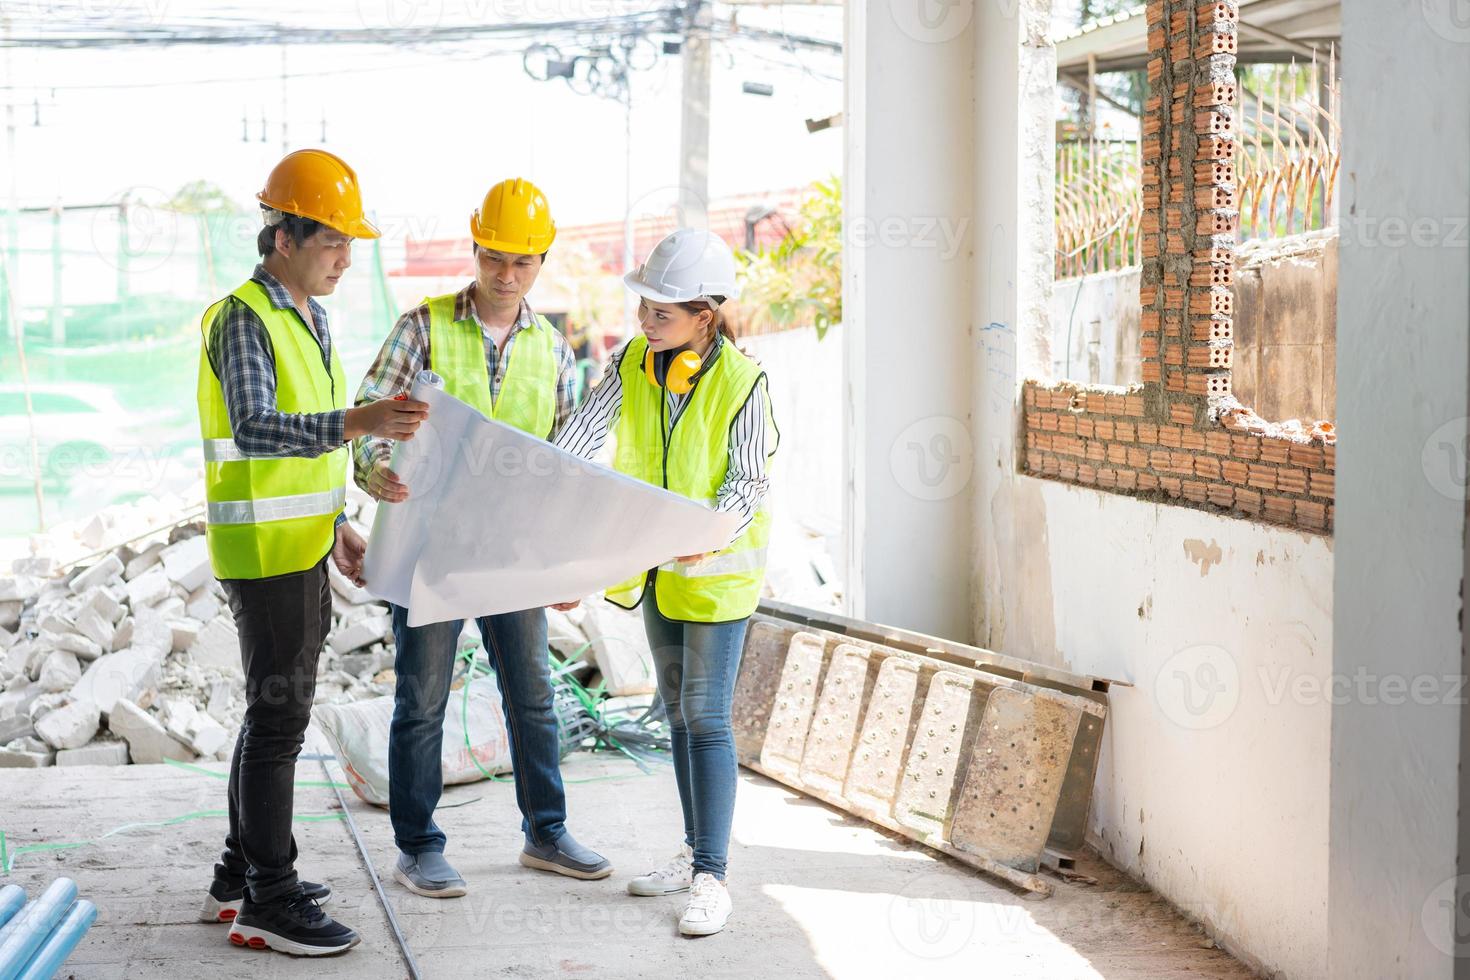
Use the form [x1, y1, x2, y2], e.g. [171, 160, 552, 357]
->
[257, 211, 327, 257]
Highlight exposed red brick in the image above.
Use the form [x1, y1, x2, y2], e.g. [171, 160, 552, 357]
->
[1247, 464, 1278, 491]
[1207, 483, 1235, 507]
[1195, 456, 1222, 481]
[1158, 426, 1184, 449]
[1311, 471, 1335, 497]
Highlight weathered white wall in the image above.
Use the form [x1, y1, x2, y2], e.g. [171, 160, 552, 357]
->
[1028, 480, 1332, 978]
[965, 1, 1332, 976]
[843, 0, 975, 641]
[1328, 1, 1470, 976]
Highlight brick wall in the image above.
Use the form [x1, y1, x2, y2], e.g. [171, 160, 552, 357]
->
[1022, 0, 1336, 533]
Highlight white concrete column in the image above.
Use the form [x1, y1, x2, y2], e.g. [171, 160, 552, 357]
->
[1329, 1, 1470, 976]
[842, 0, 977, 640]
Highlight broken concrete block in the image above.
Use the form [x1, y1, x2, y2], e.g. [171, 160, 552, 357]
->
[327, 613, 390, 658]
[48, 631, 103, 662]
[57, 740, 131, 766]
[125, 565, 171, 608]
[38, 610, 77, 636]
[80, 585, 124, 624]
[0, 743, 53, 767]
[108, 698, 194, 764]
[161, 535, 212, 593]
[0, 625, 14, 651]
[162, 697, 199, 743]
[188, 713, 229, 757]
[28, 691, 67, 721]
[111, 615, 134, 651]
[124, 542, 165, 580]
[37, 650, 82, 693]
[12, 556, 58, 578]
[74, 604, 116, 653]
[579, 602, 656, 696]
[167, 617, 202, 654]
[129, 606, 174, 659]
[206, 680, 234, 724]
[186, 588, 220, 623]
[71, 647, 163, 715]
[151, 596, 186, 621]
[36, 700, 101, 750]
[327, 560, 376, 605]
[0, 575, 43, 603]
[78, 514, 107, 549]
[69, 554, 124, 594]
[188, 617, 240, 673]
[0, 600, 20, 631]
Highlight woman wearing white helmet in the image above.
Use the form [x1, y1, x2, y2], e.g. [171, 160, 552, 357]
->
[553, 228, 778, 937]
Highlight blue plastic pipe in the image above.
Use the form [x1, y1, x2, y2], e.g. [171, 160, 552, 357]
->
[0, 879, 77, 977]
[12, 899, 98, 980]
[0, 886, 25, 933]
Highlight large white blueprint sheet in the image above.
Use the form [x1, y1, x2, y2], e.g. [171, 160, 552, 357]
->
[362, 371, 740, 627]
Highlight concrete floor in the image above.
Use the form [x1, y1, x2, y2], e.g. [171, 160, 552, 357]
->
[0, 748, 1254, 979]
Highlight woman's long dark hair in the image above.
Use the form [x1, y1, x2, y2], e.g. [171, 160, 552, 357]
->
[676, 296, 737, 346]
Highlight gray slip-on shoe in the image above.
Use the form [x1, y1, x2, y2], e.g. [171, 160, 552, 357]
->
[518, 831, 613, 880]
[392, 851, 468, 898]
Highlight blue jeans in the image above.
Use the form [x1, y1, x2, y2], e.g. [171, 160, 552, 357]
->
[642, 596, 749, 880]
[388, 604, 567, 856]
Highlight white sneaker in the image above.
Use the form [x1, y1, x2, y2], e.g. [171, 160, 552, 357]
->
[678, 873, 731, 936]
[627, 843, 694, 896]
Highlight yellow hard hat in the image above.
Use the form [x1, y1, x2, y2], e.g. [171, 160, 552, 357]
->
[257, 148, 380, 239]
[470, 178, 556, 254]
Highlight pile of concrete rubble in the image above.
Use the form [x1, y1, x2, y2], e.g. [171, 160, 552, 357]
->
[0, 495, 656, 769]
[0, 482, 842, 769]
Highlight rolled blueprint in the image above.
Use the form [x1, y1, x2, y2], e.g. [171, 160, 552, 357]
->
[361, 369, 740, 627]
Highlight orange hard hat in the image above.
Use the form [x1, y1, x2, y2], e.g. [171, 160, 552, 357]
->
[470, 178, 556, 254]
[257, 148, 380, 239]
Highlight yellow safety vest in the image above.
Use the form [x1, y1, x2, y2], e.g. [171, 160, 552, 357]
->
[196, 279, 348, 580]
[425, 293, 558, 438]
[605, 335, 775, 623]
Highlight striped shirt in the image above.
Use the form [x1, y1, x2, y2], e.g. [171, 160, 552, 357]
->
[352, 283, 578, 489]
[203, 263, 346, 459]
[554, 336, 776, 545]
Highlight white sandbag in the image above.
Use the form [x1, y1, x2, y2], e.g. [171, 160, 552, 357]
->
[311, 675, 512, 807]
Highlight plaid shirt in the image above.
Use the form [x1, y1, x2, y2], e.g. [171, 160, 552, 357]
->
[352, 283, 578, 488]
[203, 263, 346, 459]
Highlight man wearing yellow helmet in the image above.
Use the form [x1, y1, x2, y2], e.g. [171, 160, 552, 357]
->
[196, 149, 429, 957]
[351, 178, 609, 900]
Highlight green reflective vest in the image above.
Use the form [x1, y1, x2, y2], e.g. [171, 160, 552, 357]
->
[605, 335, 775, 623]
[426, 293, 557, 438]
[196, 279, 347, 580]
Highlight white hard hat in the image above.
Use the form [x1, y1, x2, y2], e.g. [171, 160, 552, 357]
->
[624, 228, 741, 305]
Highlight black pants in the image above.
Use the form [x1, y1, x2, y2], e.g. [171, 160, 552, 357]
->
[213, 555, 331, 905]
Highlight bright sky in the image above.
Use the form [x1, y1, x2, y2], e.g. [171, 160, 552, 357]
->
[2, 0, 846, 239]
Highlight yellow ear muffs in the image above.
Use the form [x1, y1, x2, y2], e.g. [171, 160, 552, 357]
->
[643, 348, 703, 395]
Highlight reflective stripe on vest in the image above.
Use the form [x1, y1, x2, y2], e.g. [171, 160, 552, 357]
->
[196, 279, 347, 580]
[425, 293, 557, 438]
[603, 335, 774, 623]
[206, 485, 346, 525]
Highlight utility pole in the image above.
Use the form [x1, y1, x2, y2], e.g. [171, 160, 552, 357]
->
[2, 10, 47, 531]
[678, 0, 711, 229]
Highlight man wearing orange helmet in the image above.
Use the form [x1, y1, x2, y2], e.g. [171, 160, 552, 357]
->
[196, 149, 429, 957]
[352, 178, 609, 899]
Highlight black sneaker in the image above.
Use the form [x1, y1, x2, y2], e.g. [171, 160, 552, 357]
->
[227, 894, 359, 956]
[201, 878, 332, 923]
